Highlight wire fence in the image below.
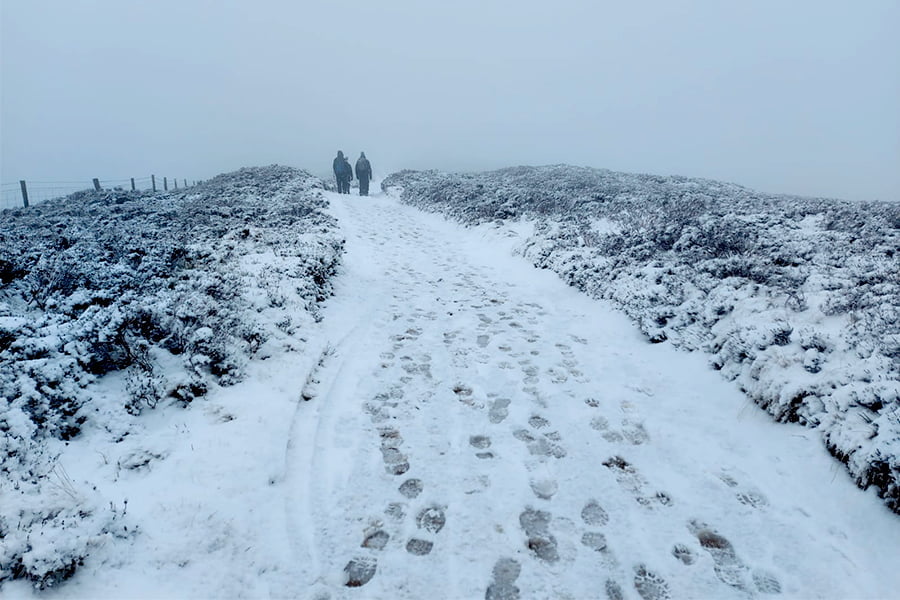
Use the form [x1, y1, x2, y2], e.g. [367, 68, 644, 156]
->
[1, 175, 200, 211]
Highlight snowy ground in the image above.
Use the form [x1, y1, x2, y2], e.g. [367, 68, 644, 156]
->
[4, 179, 899, 599]
[0, 167, 342, 591]
[383, 166, 900, 514]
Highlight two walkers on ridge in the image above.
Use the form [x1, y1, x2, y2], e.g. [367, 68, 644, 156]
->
[333, 151, 373, 196]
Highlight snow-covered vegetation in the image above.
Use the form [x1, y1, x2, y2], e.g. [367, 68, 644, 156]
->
[0, 166, 342, 588]
[383, 165, 900, 514]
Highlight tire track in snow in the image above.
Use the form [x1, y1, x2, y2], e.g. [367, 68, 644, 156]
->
[281, 315, 384, 589]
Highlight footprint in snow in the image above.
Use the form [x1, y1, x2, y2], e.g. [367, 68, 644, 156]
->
[633, 565, 671, 600]
[379, 426, 402, 443]
[528, 415, 550, 429]
[343, 557, 377, 587]
[485, 557, 522, 600]
[689, 520, 753, 590]
[519, 508, 559, 563]
[605, 580, 625, 600]
[514, 429, 567, 459]
[416, 506, 447, 534]
[470, 435, 495, 459]
[400, 360, 432, 379]
[622, 420, 650, 445]
[361, 529, 389, 550]
[406, 538, 434, 556]
[603, 456, 672, 508]
[364, 402, 389, 423]
[380, 437, 404, 456]
[752, 570, 783, 594]
[672, 544, 696, 565]
[602, 430, 625, 443]
[453, 383, 474, 399]
[547, 367, 568, 384]
[489, 398, 511, 424]
[399, 478, 423, 499]
[380, 446, 409, 476]
[581, 499, 609, 526]
[544, 431, 562, 442]
[735, 487, 769, 509]
[529, 478, 558, 500]
[581, 531, 608, 552]
[590, 415, 609, 431]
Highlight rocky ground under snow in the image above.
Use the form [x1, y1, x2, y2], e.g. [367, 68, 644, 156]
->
[383, 166, 900, 514]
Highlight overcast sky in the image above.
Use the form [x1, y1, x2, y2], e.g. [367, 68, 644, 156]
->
[2, 0, 898, 201]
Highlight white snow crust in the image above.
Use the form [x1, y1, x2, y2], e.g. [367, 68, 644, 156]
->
[384, 165, 900, 516]
[1, 167, 898, 599]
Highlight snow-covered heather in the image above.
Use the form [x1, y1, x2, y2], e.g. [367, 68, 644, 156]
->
[382, 166, 900, 514]
[0, 166, 342, 589]
[1, 173, 899, 599]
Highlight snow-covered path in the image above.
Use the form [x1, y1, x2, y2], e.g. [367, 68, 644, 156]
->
[10, 184, 897, 600]
[287, 190, 900, 600]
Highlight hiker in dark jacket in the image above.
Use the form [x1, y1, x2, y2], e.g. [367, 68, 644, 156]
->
[343, 155, 353, 192]
[333, 151, 352, 194]
[355, 152, 372, 196]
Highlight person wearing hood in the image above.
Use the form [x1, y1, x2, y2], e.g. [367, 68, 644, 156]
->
[333, 151, 352, 194]
[355, 152, 373, 196]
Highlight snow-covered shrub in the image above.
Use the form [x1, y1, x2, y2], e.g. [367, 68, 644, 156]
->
[384, 165, 900, 513]
[0, 165, 344, 586]
[0, 464, 132, 590]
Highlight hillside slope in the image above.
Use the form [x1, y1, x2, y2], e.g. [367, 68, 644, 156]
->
[383, 165, 900, 514]
[1, 167, 898, 599]
[0, 166, 342, 589]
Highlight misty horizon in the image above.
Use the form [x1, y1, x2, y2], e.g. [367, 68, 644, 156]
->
[2, 1, 898, 203]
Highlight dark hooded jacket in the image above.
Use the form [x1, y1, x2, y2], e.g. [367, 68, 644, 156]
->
[333, 152, 351, 179]
[355, 153, 372, 181]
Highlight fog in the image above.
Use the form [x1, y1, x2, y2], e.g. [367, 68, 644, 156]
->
[2, 0, 898, 202]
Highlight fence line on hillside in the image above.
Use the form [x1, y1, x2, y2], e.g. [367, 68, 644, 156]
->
[1, 175, 203, 210]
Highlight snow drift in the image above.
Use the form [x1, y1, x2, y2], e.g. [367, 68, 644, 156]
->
[0, 166, 343, 588]
[382, 165, 900, 514]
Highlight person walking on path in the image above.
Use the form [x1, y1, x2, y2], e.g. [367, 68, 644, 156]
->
[355, 152, 373, 196]
[343, 154, 353, 192]
[333, 151, 352, 194]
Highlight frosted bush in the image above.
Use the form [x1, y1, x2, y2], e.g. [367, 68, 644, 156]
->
[385, 165, 900, 513]
[0, 165, 344, 585]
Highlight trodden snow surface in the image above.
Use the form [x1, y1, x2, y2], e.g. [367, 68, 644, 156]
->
[10, 186, 900, 600]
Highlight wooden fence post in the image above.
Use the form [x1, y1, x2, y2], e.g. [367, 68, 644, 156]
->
[20, 180, 29, 208]
[93, 178, 101, 191]
[183, 179, 187, 188]
[151, 174, 156, 192]
[174, 179, 178, 190]
[131, 178, 135, 191]
[163, 177, 168, 191]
